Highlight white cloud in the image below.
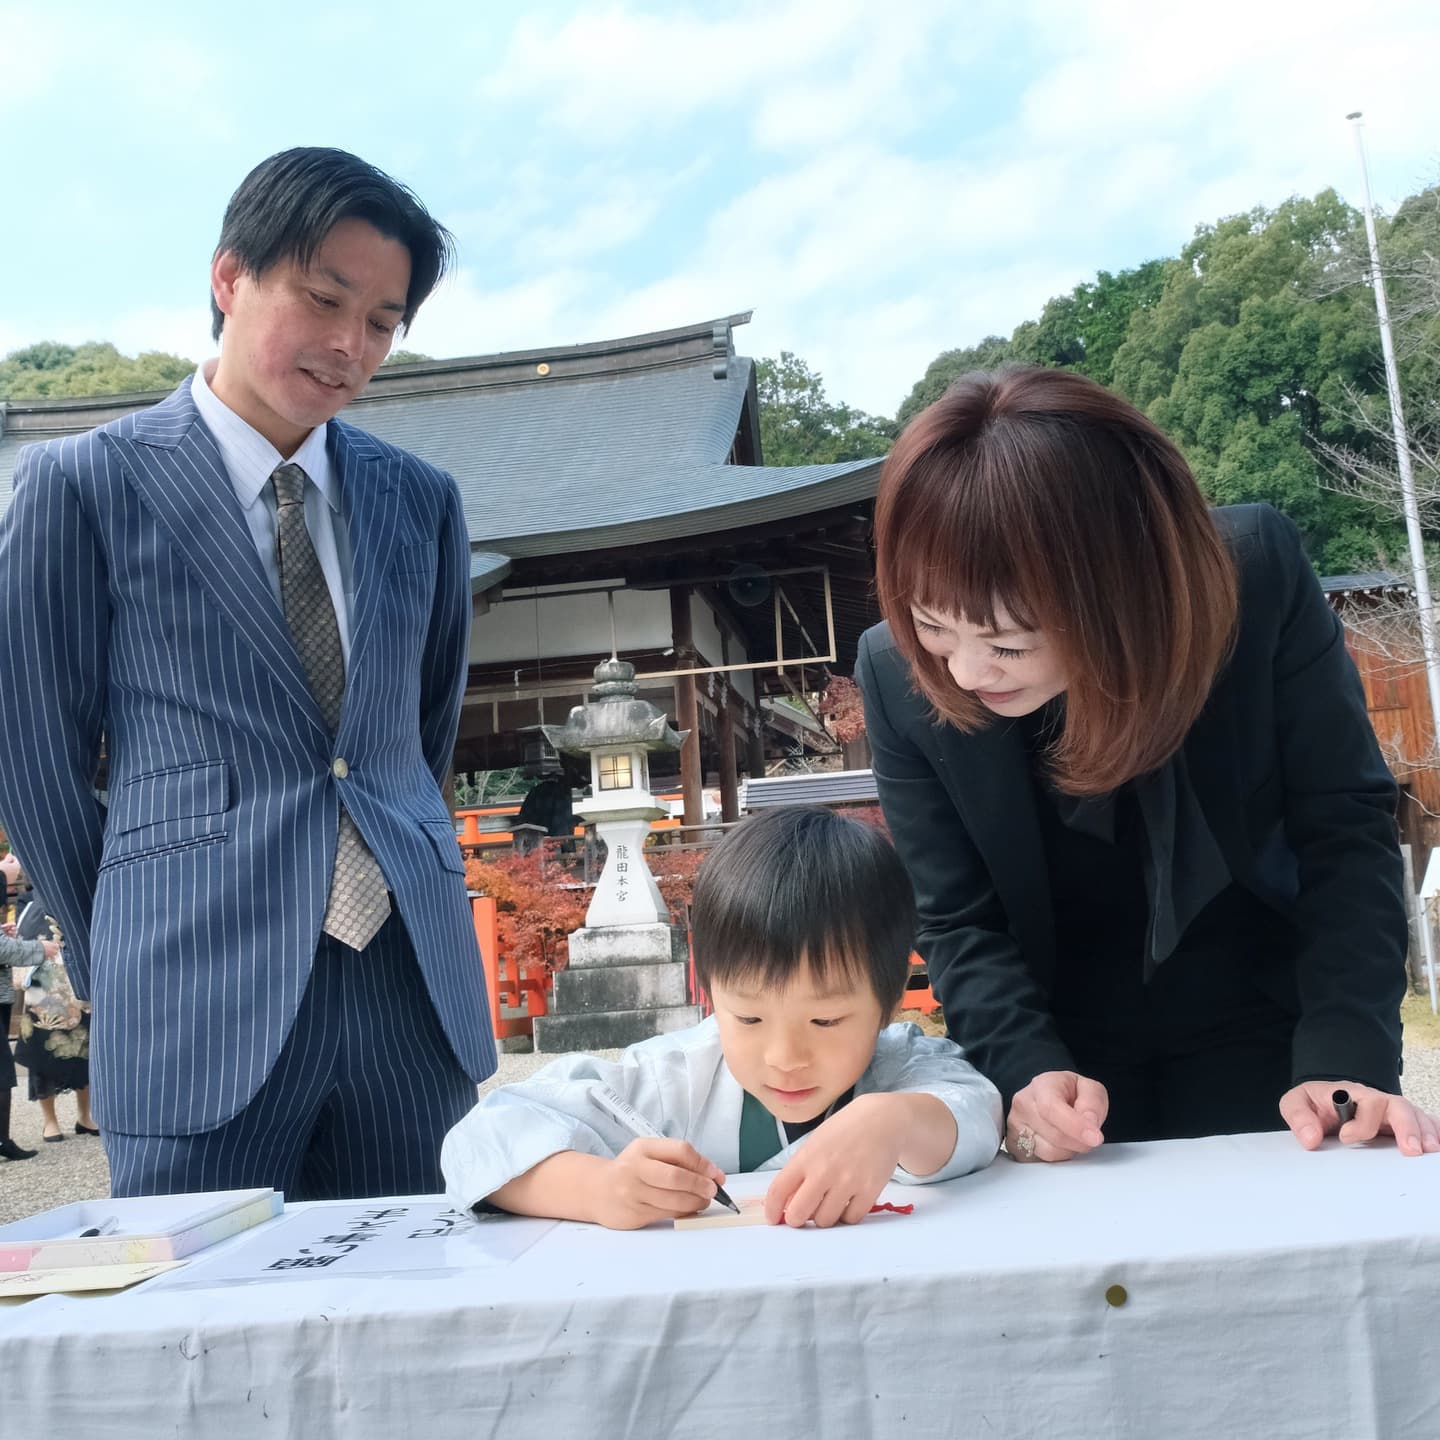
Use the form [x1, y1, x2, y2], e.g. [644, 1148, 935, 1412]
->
[17, 0, 1439, 428]
[0, 9, 224, 132]
[630, 0, 1440, 410]
[475, 0, 953, 150]
[1014, 0, 1440, 211]
[0, 6, 66, 110]
[109, 305, 214, 366]
[399, 267, 598, 360]
[445, 0, 1439, 418]
[412, 0, 1440, 420]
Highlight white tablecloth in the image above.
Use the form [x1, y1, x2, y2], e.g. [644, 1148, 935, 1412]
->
[3, 1131, 1438, 1438]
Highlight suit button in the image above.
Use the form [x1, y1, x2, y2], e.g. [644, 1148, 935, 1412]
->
[332, 758, 349, 779]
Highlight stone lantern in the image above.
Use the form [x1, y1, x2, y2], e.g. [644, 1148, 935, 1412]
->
[541, 658, 687, 927]
[532, 659, 703, 1050]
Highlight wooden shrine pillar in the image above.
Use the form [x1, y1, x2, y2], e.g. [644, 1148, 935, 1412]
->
[716, 631, 741, 823]
[747, 718, 766, 780]
[669, 586, 703, 827]
[718, 688, 740, 823]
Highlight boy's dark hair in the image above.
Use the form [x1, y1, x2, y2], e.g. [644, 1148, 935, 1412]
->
[209, 147, 455, 341]
[690, 805, 916, 1014]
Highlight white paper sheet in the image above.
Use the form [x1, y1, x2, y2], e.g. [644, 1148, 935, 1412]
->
[159, 1198, 556, 1288]
[0, 1261, 186, 1299]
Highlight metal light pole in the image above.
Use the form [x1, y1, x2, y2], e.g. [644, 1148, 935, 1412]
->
[1349, 112, 1440, 1013]
[1346, 111, 1440, 740]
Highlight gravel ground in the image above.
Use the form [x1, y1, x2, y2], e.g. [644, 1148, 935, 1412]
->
[3, 1038, 1438, 1227]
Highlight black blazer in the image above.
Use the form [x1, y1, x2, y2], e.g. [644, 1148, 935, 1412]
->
[856, 503, 1408, 1104]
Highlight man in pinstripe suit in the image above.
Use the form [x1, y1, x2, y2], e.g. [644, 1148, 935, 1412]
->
[0, 148, 497, 1198]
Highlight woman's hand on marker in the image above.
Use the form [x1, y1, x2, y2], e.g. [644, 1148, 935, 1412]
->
[591, 1138, 726, 1230]
[1005, 1071, 1109, 1163]
[763, 1094, 902, 1228]
[1279, 1082, 1440, 1156]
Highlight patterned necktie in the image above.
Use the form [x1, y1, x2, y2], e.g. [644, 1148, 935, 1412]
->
[271, 463, 391, 951]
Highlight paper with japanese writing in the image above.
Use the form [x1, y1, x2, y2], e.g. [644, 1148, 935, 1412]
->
[162, 1200, 557, 1287]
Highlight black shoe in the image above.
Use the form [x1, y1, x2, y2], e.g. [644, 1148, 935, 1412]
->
[0, 1138, 38, 1161]
[75, 1122, 100, 1136]
[42, 1130, 64, 1143]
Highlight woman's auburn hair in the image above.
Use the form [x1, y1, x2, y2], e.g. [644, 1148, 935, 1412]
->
[873, 365, 1238, 797]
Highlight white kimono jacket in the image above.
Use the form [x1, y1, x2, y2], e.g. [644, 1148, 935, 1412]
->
[442, 1017, 1003, 1213]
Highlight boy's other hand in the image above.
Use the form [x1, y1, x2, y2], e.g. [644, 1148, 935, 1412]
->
[592, 1138, 726, 1230]
[764, 1093, 903, 1228]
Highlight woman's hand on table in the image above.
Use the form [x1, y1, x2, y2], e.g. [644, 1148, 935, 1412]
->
[1005, 1071, 1108, 1162]
[1280, 1082, 1440, 1156]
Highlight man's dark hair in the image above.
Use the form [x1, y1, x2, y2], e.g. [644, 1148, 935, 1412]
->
[209, 147, 455, 341]
[690, 805, 916, 1014]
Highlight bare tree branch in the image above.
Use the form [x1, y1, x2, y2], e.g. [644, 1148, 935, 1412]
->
[1317, 378, 1440, 524]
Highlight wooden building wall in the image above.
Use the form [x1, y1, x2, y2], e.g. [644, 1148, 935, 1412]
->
[1338, 609, 1440, 852]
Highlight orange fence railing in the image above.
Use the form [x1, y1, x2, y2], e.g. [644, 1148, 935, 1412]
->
[471, 894, 550, 1041]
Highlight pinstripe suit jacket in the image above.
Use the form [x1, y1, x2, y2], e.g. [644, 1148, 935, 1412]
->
[0, 378, 497, 1135]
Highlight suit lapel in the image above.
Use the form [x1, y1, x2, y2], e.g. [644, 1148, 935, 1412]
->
[331, 420, 402, 690]
[108, 381, 330, 738]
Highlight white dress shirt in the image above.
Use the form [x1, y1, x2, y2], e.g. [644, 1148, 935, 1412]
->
[191, 360, 355, 664]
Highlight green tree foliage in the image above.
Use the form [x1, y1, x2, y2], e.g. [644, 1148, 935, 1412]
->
[900, 188, 1436, 573]
[1011, 261, 1167, 386]
[1372, 185, 1440, 421]
[0, 342, 194, 399]
[755, 351, 896, 466]
[382, 349, 432, 366]
[1114, 191, 1407, 571]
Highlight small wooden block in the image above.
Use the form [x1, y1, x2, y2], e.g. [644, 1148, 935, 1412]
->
[674, 1195, 769, 1231]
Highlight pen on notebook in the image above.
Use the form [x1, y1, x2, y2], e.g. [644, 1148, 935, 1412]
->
[590, 1085, 740, 1214]
[78, 1216, 120, 1238]
[1332, 1089, 1357, 1126]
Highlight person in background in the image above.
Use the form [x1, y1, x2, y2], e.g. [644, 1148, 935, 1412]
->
[857, 365, 1439, 1163]
[1, 861, 41, 1160]
[13, 896, 95, 1141]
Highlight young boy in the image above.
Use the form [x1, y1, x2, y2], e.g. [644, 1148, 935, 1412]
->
[441, 805, 1002, 1229]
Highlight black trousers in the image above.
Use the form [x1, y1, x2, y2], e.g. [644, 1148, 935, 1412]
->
[1052, 898, 1299, 1143]
[1061, 1021, 1295, 1142]
[0, 1002, 14, 1091]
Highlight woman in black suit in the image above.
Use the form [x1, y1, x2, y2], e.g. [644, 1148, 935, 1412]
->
[857, 365, 1438, 1162]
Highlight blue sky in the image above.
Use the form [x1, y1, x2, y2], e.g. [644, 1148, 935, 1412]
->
[2, 0, 1437, 415]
